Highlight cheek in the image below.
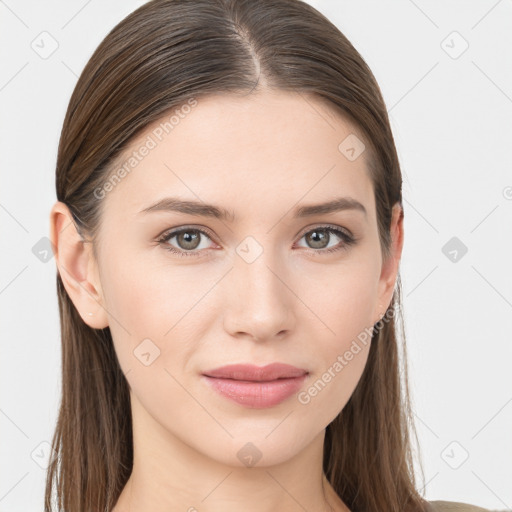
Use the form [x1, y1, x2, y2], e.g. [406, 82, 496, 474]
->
[299, 259, 378, 346]
[293, 265, 377, 422]
[101, 250, 197, 336]
[298, 340, 370, 432]
[100, 251, 217, 379]
[100, 255, 204, 424]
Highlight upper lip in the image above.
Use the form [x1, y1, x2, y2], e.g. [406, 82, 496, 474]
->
[202, 363, 308, 381]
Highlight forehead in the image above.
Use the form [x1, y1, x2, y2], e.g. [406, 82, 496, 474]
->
[100, 90, 375, 223]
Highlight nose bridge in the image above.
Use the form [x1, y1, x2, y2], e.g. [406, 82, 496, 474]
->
[224, 233, 294, 339]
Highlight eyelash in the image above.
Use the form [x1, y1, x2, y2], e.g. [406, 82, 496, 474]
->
[156, 224, 357, 259]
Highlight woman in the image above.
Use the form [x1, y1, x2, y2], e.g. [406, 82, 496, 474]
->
[46, 0, 497, 511]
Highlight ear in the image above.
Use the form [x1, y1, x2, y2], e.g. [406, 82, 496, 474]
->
[49, 201, 109, 329]
[374, 203, 404, 323]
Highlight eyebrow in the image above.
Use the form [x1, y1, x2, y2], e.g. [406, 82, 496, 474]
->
[139, 196, 367, 221]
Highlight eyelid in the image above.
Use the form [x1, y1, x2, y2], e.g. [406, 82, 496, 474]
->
[156, 224, 217, 243]
[157, 223, 353, 242]
[295, 222, 353, 240]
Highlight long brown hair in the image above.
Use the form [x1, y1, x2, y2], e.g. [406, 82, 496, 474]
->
[46, 0, 429, 510]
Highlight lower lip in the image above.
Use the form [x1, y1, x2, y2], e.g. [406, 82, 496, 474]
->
[202, 374, 308, 408]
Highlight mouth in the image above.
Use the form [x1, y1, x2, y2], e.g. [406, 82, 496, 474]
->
[201, 363, 309, 408]
[202, 362, 308, 381]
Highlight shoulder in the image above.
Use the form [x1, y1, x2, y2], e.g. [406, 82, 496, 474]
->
[428, 500, 508, 512]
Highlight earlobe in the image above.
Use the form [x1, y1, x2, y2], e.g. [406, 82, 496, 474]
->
[375, 203, 404, 323]
[49, 201, 109, 329]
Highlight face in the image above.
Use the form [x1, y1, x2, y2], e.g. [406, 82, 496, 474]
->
[61, 90, 402, 467]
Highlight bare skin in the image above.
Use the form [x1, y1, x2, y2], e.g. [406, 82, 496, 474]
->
[50, 89, 404, 512]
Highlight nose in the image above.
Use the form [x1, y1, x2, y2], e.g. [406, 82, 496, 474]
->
[222, 246, 295, 343]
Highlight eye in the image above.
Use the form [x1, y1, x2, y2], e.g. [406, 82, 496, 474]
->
[295, 225, 356, 255]
[156, 224, 357, 258]
[157, 226, 215, 258]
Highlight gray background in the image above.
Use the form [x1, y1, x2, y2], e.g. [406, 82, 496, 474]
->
[1, 0, 511, 510]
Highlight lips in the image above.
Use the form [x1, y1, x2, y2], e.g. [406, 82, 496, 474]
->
[202, 363, 308, 381]
[201, 363, 309, 408]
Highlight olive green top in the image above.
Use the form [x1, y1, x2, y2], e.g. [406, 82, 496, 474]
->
[429, 500, 509, 512]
